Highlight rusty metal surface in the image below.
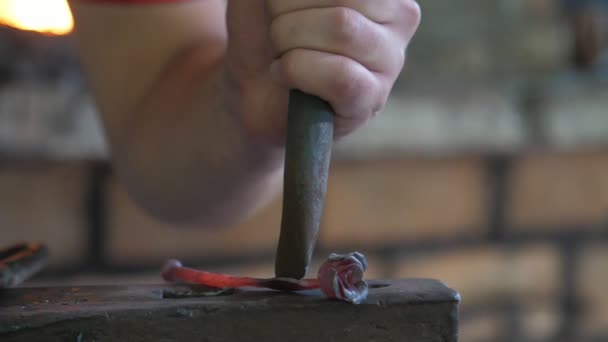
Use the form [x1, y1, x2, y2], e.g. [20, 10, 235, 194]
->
[0, 279, 459, 341]
[275, 90, 335, 280]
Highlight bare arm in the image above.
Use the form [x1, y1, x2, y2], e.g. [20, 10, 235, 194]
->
[69, 1, 284, 227]
[68, 0, 420, 228]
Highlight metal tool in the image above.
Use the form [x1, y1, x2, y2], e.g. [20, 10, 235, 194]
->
[0, 242, 48, 288]
[275, 90, 335, 279]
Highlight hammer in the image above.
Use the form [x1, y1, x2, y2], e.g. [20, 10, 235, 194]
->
[274, 90, 334, 280]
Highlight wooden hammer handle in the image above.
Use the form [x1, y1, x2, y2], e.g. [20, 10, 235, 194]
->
[275, 90, 335, 279]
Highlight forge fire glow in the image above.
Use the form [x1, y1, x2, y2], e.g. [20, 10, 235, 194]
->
[0, 0, 74, 35]
[162, 252, 369, 304]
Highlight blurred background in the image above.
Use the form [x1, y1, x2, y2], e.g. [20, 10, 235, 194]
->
[1, 0, 608, 341]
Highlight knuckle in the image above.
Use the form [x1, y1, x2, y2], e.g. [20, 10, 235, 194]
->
[267, 0, 281, 17]
[389, 48, 407, 75]
[269, 18, 284, 50]
[330, 7, 361, 46]
[281, 51, 299, 79]
[374, 82, 391, 113]
[401, 0, 422, 27]
[331, 60, 367, 103]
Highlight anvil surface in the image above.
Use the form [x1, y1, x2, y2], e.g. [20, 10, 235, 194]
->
[0, 279, 459, 342]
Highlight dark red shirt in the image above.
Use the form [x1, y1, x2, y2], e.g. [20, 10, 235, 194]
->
[81, 0, 187, 3]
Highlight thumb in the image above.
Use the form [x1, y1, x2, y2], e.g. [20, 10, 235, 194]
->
[226, 1, 275, 77]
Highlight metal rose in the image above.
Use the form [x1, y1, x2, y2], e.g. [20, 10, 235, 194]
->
[317, 252, 369, 304]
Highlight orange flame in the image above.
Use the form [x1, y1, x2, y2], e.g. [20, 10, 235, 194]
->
[0, 0, 74, 35]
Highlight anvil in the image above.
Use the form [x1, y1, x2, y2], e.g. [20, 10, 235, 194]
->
[274, 90, 334, 280]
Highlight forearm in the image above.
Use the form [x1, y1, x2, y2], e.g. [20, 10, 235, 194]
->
[69, 1, 284, 227]
[113, 54, 285, 227]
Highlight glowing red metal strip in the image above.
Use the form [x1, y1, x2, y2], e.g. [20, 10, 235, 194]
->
[161, 252, 370, 304]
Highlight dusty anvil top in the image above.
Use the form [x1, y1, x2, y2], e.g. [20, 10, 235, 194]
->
[0, 279, 460, 342]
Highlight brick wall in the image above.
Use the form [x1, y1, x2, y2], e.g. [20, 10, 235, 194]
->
[3, 151, 608, 341]
[0, 162, 91, 268]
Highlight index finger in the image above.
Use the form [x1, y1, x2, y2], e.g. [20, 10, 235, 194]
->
[267, 0, 400, 24]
